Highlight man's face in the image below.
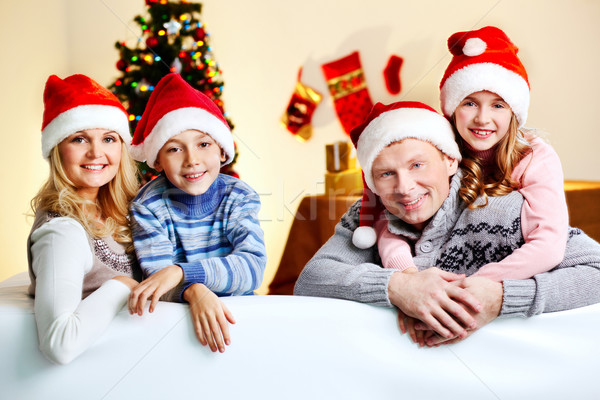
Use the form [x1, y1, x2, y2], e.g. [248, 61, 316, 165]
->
[372, 139, 458, 230]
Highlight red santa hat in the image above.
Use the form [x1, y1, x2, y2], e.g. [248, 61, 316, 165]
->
[130, 73, 234, 168]
[440, 26, 530, 127]
[41, 74, 130, 159]
[349, 101, 461, 249]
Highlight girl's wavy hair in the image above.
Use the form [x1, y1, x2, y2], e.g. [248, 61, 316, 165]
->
[454, 113, 532, 209]
[31, 140, 140, 251]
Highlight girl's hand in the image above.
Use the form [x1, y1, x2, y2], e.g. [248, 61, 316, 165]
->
[184, 283, 236, 353]
[128, 265, 183, 315]
[413, 276, 503, 347]
[388, 268, 481, 340]
[397, 309, 425, 346]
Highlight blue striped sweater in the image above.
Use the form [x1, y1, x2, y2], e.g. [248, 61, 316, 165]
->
[130, 173, 266, 299]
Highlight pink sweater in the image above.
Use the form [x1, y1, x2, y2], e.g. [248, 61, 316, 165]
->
[376, 134, 568, 281]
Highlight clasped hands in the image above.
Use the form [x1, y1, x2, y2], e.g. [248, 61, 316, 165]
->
[388, 268, 503, 347]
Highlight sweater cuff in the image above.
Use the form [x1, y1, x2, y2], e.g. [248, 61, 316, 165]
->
[97, 279, 132, 311]
[178, 262, 206, 285]
[366, 269, 397, 308]
[499, 279, 537, 318]
[384, 255, 417, 271]
[177, 262, 206, 302]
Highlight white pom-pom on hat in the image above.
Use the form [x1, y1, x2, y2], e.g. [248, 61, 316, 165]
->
[352, 226, 377, 249]
[463, 38, 487, 56]
[348, 101, 459, 249]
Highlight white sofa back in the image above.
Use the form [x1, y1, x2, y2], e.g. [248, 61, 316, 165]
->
[1, 273, 599, 400]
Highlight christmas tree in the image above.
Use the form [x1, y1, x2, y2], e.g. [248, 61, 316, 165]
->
[109, 0, 237, 183]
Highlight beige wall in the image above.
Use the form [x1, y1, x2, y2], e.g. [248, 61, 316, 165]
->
[2, 0, 599, 293]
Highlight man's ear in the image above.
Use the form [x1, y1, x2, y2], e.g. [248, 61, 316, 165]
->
[446, 156, 459, 176]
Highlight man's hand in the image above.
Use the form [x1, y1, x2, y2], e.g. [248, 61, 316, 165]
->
[421, 276, 503, 346]
[129, 265, 184, 315]
[388, 268, 482, 340]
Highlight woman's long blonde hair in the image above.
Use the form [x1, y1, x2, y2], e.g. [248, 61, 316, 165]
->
[31, 140, 140, 250]
[456, 113, 532, 208]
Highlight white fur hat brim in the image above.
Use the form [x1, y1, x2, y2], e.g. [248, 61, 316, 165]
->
[129, 107, 234, 169]
[440, 62, 530, 127]
[356, 107, 461, 194]
[41, 104, 131, 159]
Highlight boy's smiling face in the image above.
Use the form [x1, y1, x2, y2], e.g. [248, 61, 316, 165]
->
[155, 129, 226, 196]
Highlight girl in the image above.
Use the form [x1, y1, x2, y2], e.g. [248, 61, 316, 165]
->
[27, 74, 141, 364]
[374, 26, 568, 282]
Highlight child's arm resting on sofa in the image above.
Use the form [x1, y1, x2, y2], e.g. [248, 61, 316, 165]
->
[184, 283, 236, 353]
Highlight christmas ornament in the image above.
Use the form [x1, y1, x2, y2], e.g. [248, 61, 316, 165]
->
[146, 36, 159, 48]
[164, 18, 182, 35]
[281, 68, 322, 142]
[193, 27, 206, 41]
[116, 59, 127, 71]
[383, 55, 403, 95]
[321, 51, 373, 135]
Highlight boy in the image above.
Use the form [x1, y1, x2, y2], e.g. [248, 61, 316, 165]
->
[129, 73, 266, 353]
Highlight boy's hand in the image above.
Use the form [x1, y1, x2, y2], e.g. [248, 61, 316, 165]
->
[184, 283, 236, 353]
[129, 265, 183, 315]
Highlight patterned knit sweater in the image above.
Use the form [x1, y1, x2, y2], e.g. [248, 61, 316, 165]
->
[131, 173, 266, 299]
[295, 172, 600, 317]
[385, 170, 525, 276]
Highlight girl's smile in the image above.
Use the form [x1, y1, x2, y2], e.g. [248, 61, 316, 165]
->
[454, 90, 513, 152]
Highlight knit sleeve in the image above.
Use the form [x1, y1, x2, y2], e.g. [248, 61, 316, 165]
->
[178, 188, 266, 296]
[294, 200, 396, 307]
[473, 137, 568, 281]
[130, 199, 175, 276]
[376, 218, 417, 271]
[30, 218, 131, 364]
[500, 229, 600, 318]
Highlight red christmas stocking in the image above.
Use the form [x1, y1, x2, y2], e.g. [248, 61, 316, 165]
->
[384, 55, 403, 95]
[321, 51, 373, 135]
[281, 68, 322, 141]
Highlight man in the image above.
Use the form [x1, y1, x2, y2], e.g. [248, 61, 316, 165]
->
[294, 101, 600, 346]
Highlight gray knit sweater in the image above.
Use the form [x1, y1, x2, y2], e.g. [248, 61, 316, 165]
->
[294, 172, 600, 317]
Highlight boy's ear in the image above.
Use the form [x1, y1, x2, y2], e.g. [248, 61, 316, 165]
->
[220, 148, 227, 163]
[153, 157, 164, 172]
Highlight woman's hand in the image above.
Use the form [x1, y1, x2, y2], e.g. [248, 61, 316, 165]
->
[128, 265, 183, 315]
[388, 268, 482, 340]
[184, 283, 236, 353]
[112, 275, 139, 291]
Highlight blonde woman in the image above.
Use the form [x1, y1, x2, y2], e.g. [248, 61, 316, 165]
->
[27, 74, 140, 364]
